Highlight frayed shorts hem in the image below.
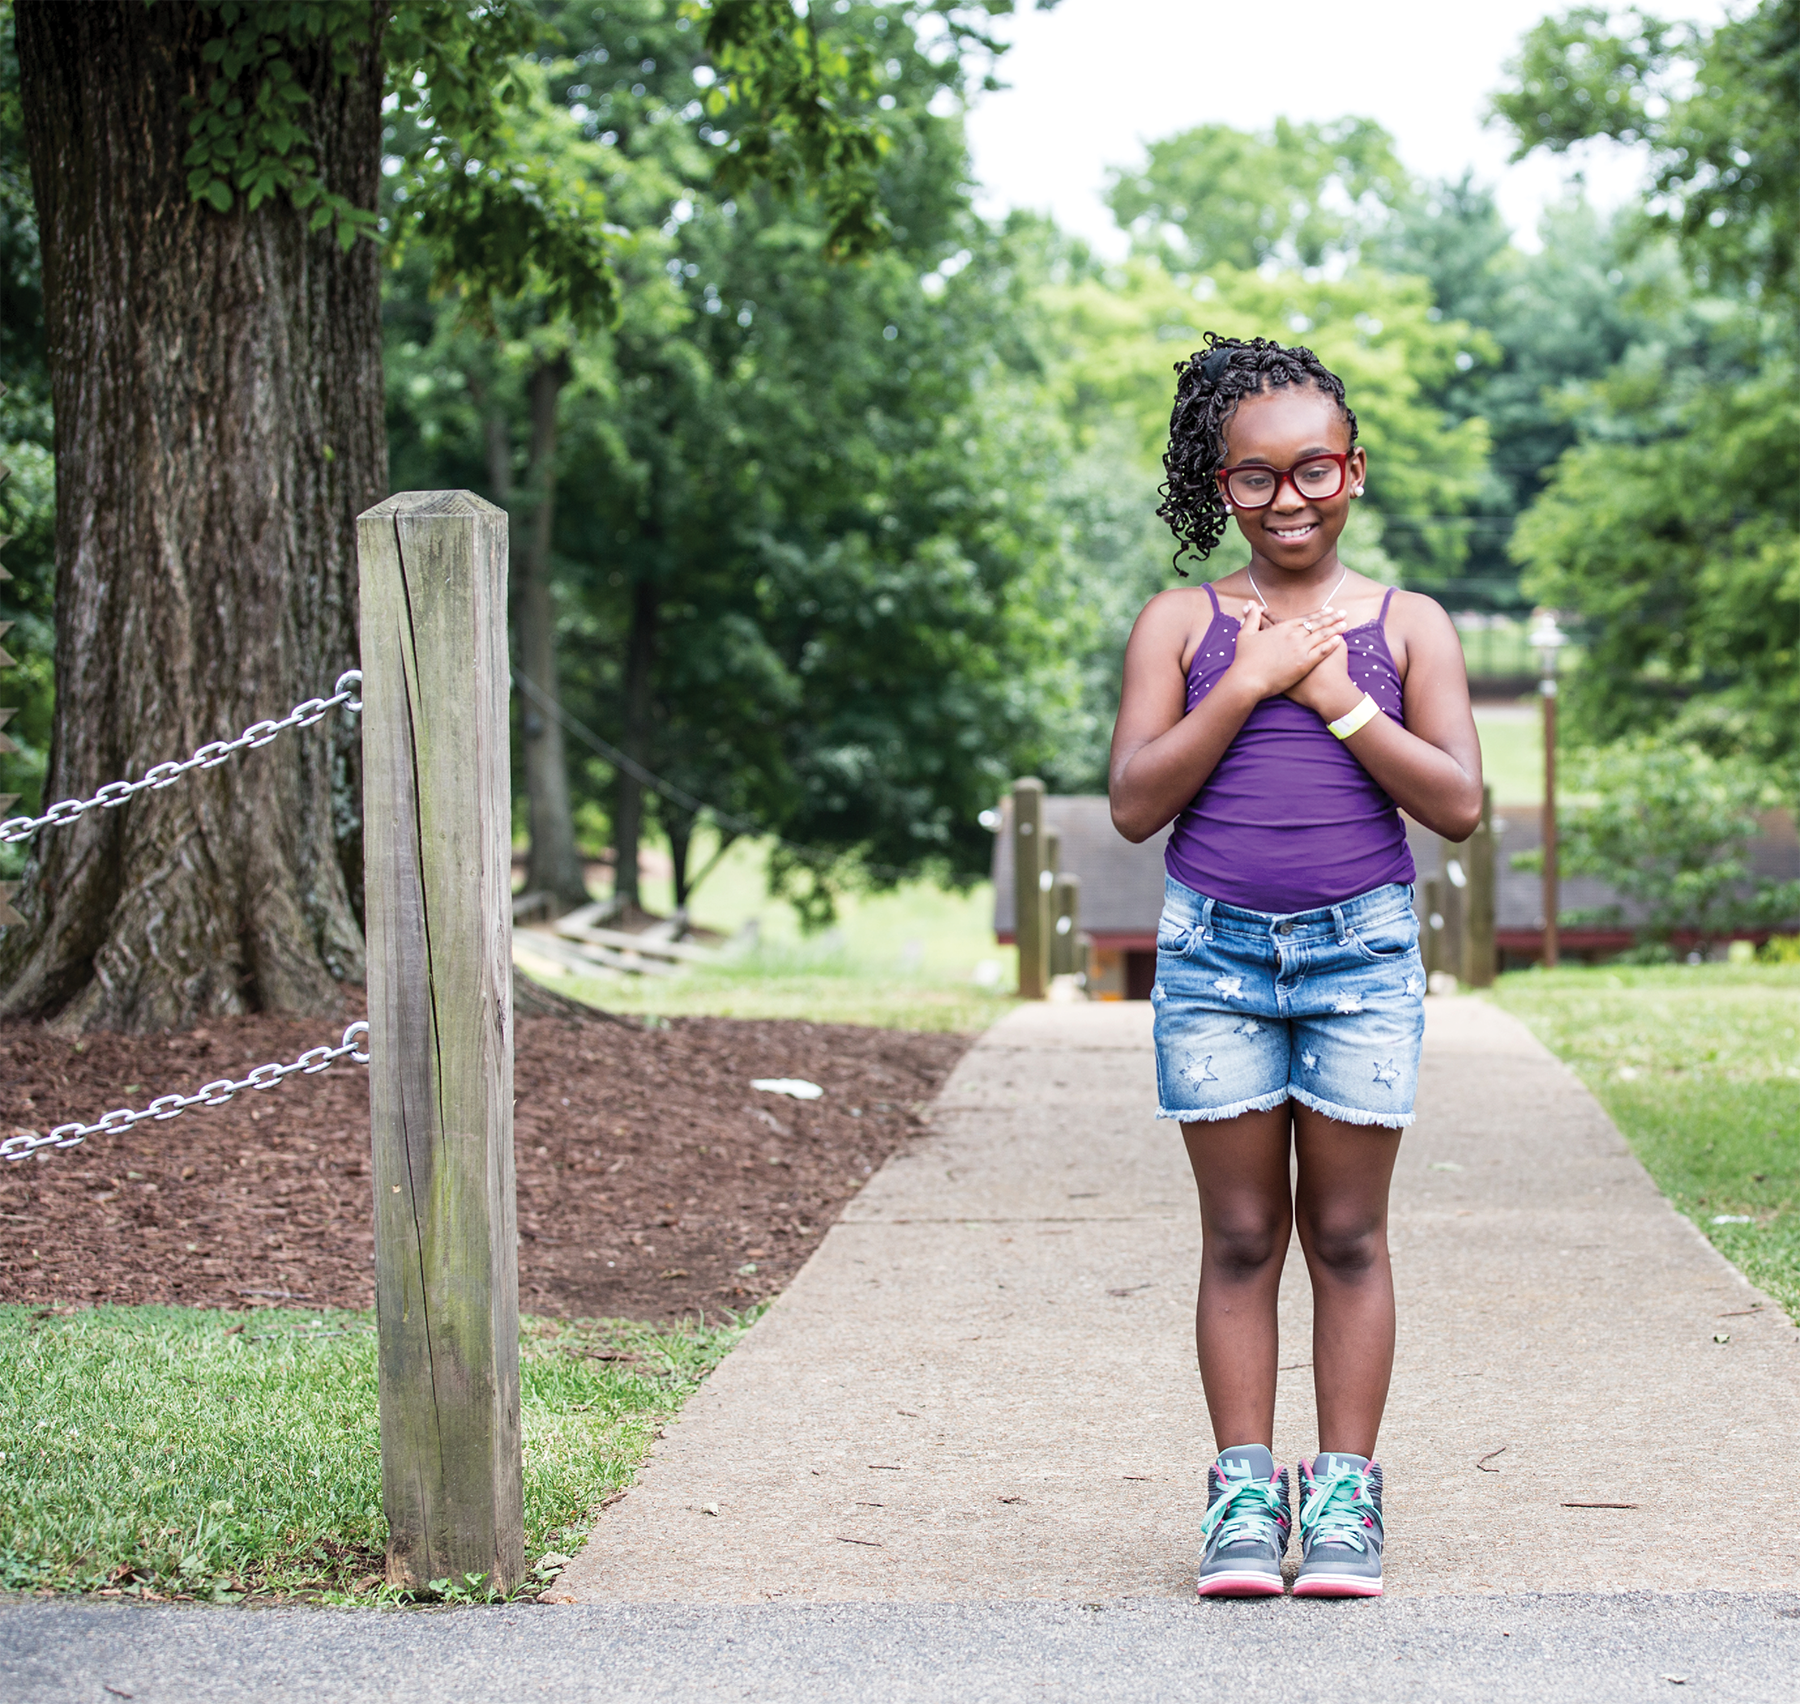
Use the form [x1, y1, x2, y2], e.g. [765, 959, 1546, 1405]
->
[1157, 1084, 1415, 1130]
[1156, 1088, 1291, 1124]
[1288, 1084, 1415, 1129]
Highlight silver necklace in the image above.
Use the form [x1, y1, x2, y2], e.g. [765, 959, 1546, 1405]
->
[1245, 564, 1347, 629]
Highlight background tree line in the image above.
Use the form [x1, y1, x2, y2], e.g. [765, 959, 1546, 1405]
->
[4, 0, 1796, 1025]
[376, 0, 1712, 935]
[1492, 0, 1800, 948]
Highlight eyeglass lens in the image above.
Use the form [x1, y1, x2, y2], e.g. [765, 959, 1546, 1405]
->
[1226, 458, 1345, 507]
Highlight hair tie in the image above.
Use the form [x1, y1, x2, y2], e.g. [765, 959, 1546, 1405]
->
[1199, 347, 1232, 386]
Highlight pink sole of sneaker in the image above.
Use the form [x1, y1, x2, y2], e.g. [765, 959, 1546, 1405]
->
[1196, 1575, 1286, 1598]
[1292, 1577, 1382, 1598]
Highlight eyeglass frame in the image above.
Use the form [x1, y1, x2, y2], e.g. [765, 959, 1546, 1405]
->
[1216, 452, 1353, 510]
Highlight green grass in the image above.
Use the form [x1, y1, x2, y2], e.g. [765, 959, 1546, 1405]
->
[522, 834, 1019, 1032]
[549, 934, 1017, 1032]
[1473, 705, 1543, 806]
[1491, 963, 1800, 1319]
[0, 1304, 752, 1602]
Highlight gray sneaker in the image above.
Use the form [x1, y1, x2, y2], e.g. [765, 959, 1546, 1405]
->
[1293, 1452, 1384, 1597]
[1196, 1445, 1292, 1598]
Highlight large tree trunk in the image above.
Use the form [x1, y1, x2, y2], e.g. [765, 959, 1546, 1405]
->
[513, 357, 588, 912]
[612, 577, 658, 914]
[2, 1, 384, 1031]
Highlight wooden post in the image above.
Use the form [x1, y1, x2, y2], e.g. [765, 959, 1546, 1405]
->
[358, 491, 523, 1595]
[1051, 872, 1081, 979]
[1440, 836, 1467, 986]
[1013, 778, 1047, 999]
[1463, 785, 1497, 987]
[1422, 876, 1445, 980]
[1042, 825, 1062, 976]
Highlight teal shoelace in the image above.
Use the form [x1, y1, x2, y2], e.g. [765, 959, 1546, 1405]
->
[1301, 1464, 1379, 1554]
[1200, 1472, 1287, 1549]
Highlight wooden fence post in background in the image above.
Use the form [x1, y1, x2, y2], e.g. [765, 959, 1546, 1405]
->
[1043, 823, 1063, 980]
[1051, 872, 1082, 980]
[1422, 875, 1446, 981]
[358, 491, 523, 1595]
[1441, 837, 1468, 984]
[1463, 785, 1497, 988]
[1013, 778, 1047, 999]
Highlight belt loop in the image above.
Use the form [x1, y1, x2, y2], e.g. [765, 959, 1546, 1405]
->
[1330, 902, 1348, 945]
[1198, 895, 1215, 943]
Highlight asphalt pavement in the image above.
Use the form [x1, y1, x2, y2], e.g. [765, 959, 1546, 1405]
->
[6, 1593, 1800, 1704]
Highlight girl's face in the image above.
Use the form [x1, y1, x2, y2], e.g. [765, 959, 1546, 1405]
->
[1218, 385, 1366, 575]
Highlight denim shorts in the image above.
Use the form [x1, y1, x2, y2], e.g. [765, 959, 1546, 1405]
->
[1151, 874, 1425, 1129]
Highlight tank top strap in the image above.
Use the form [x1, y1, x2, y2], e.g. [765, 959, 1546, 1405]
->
[1377, 585, 1397, 623]
[1204, 581, 1222, 616]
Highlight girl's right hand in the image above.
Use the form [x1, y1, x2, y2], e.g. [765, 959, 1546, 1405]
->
[1225, 601, 1349, 699]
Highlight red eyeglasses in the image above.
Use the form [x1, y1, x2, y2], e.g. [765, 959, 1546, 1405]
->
[1217, 453, 1350, 509]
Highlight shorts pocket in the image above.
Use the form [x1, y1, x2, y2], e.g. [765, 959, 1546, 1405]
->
[1156, 914, 1196, 956]
[1349, 909, 1419, 963]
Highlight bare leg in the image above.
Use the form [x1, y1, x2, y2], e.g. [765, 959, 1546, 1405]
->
[1182, 1104, 1295, 1452]
[1292, 1105, 1404, 1457]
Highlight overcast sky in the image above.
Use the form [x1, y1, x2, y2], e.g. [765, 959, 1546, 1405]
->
[961, 0, 1727, 256]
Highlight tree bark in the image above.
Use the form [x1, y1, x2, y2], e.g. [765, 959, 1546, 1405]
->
[1, 1, 383, 1031]
[513, 356, 588, 912]
[612, 576, 658, 914]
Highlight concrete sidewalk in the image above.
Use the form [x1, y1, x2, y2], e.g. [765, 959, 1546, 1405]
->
[559, 997, 1800, 1602]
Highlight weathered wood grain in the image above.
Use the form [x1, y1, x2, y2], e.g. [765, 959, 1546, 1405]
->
[358, 490, 522, 1594]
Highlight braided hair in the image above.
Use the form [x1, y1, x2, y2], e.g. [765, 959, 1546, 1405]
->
[1157, 332, 1359, 575]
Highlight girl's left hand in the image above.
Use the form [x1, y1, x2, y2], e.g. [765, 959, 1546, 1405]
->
[1283, 635, 1359, 721]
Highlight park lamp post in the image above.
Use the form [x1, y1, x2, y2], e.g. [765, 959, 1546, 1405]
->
[1529, 609, 1567, 970]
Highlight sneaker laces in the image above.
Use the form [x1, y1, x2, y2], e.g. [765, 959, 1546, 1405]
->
[1301, 1463, 1379, 1554]
[1200, 1470, 1286, 1549]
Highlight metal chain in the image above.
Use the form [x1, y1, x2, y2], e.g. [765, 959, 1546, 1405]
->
[0, 670, 363, 847]
[1, 1021, 371, 1162]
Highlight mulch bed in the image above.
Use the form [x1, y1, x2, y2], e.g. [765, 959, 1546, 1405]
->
[0, 1004, 970, 1322]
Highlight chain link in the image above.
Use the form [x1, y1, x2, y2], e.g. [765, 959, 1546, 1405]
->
[1, 1022, 371, 1162]
[0, 671, 363, 847]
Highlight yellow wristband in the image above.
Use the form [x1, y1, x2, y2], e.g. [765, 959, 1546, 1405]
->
[1328, 692, 1380, 741]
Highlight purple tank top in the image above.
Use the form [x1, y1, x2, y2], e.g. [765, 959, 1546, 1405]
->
[1164, 582, 1416, 913]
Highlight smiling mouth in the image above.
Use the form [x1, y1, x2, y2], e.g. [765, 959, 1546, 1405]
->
[1266, 521, 1319, 541]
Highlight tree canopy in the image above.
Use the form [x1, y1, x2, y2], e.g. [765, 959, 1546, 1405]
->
[0, 0, 1069, 1023]
[15, 0, 1794, 991]
[1105, 117, 1409, 275]
[1493, 0, 1800, 306]
[388, 0, 1080, 922]
[1497, 0, 1800, 779]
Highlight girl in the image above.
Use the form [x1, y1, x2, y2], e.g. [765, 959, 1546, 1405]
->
[1109, 334, 1482, 1598]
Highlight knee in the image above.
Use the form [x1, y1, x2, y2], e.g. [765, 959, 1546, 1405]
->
[1202, 1211, 1288, 1281]
[1303, 1215, 1385, 1281]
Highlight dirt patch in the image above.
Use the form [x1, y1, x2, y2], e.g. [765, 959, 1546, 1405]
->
[0, 1005, 970, 1321]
